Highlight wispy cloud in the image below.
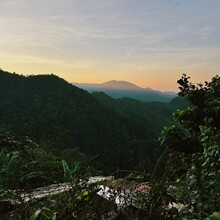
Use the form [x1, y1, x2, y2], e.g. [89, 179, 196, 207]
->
[0, 52, 63, 64]
[0, 0, 220, 89]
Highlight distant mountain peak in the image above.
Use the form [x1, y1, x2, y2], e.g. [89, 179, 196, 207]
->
[101, 80, 142, 90]
[145, 87, 154, 91]
[72, 80, 177, 102]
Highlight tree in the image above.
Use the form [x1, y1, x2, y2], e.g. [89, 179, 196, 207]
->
[160, 74, 220, 218]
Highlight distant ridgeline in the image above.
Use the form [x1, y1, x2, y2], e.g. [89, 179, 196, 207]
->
[0, 70, 188, 174]
[73, 80, 177, 103]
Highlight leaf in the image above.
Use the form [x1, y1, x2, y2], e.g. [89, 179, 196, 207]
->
[52, 214, 57, 220]
[71, 162, 80, 177]
[29, 209, 42, 220]
[51, 213, 57, 220]
[76, 195, 82, 200]
[24, 160, 37, 168]
[20, 171, 43, 183]
[6, 151, 20, 177]
[189, 175, 196, 185]
[205, 212, 220, 220]
[83, 191, 89, 196]
[211, 212, 220, 220]
[0, 150, 20, 188]
[62, 160, 71, 181]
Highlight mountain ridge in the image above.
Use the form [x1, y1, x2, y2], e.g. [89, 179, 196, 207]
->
[73, 80, 176, 102]
[100, 80, 142, 90]
[0, 69, 165, 173]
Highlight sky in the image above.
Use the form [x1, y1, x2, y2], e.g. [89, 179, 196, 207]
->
[0, 0, 220, 91]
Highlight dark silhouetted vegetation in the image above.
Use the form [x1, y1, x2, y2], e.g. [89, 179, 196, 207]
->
[0, 69, 187, 174]
[0, 71, 219, 219]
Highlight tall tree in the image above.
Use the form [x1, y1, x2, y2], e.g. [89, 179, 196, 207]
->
[160, 74, 220, 218]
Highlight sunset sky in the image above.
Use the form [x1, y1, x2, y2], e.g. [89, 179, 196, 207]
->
[1, 0, 220, 91]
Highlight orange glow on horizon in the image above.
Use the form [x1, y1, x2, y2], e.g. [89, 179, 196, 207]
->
[0, 1, 219, 93]
[1, 62, 216, 92]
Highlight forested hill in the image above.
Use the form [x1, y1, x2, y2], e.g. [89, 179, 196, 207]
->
[0, 70, 187, 173]
[92, 92, 188, 136]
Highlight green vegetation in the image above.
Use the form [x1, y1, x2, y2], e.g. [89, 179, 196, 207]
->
[0, 130, 63, 188]
[0, 69, 186, 174]
[92, 91, 188, 137]
[0, 131, 103, 219]
[0, 150, 19, 192]
[1, 70, 219, 219]
[159, 74, 220, 218]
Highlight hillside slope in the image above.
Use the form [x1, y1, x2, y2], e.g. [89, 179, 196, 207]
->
[0, 70, 163, 173]
[92, 92, 188, 136]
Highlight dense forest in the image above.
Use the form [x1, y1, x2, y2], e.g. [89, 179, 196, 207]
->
[0, 69, 187, 174]
[1, 70, 219, 219]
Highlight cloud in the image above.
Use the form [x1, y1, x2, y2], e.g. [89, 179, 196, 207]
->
[0, 0, 220, 89]
[1, 0, 219, 49]
[0, 52, 62, 64]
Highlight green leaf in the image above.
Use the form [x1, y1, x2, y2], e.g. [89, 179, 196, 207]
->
[62, 159, 71, 181]
[52, 214, 57, 220]
[205, 212, 220, 220]
[29, 209, 41, 220]
[6, 151, 20, 177]
[20, 171, 42, 183]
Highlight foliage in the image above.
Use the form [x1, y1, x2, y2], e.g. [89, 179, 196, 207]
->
[0, 150, 19, 192]
[4, 70, 219, 219]
[160, 74, 220, 218]
[62, 160, 81, 182]
[26, 160, 111, 220]
[92, 91, 188, 174]
[0, 69, 188, 174]
[29, 207, 56, 220]
[59, 148, 86, 165]
[0, 132, 102, 219]
[0, 130, 63, 188]
[205, 212, 220, 220]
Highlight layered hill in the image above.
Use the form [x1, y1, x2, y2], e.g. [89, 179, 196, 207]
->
[92, 92, 188, 136]
[73, 80, 176, 102]
[0, 70, 187, 174]
[0, 70, 162, 173]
